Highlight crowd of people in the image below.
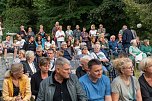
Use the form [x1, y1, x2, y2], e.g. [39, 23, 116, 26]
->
[0, 22, 152, 101]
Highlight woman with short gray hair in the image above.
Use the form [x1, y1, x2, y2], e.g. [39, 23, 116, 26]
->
[23, 51, 38, 77]
[139, 57, 152, 101]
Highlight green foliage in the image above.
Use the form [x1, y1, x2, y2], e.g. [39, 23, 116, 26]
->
[2, 7, 29, 33]
[123, 0, 152, 39]
[1, 0, 151, 40]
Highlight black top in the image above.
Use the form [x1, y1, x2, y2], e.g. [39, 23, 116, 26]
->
[23, 41, 36, 51]
[122, 29, 134, 44]
[31, 70, 52, 100]
[139, 74, 152, 101]
[52, 72, 72, 101]
[76, 66, 87, 78]
[13, 84, 19, 97]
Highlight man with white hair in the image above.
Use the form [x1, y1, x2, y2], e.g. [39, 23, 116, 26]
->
[76, 55, 92, 78]
[90, 43, 109, 74]
[36, 57, 87, 101]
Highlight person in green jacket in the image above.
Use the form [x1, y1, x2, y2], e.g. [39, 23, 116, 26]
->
[140, 39, 152, 56]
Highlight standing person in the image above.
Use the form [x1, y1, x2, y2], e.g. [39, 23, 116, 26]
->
[65, 25, 73, 37]
[36, 57, 87, 101]
[79, 59, 112, 101]
[55, 25, 65, 48]
[2, 63, 31, 101]
[31, 57, 52, 100]
[89, 24, 97, 37]
[97, 24, 106, 34]
[111, 57, 142, 101]
[18, 25, 27, 40]
[73, 25, 81, 40]
[138, 57, 152, 101]
[122, 25, 134, 52]
[81, 27, 90, 48]
[27, 27, 35, 36]
[52, 22, 60, 45]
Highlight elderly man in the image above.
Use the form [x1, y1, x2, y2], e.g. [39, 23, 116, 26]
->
[36, 57, 87, 101]
[79, 59, 112, 101]
[90, 43, 109, 74]
[76, 55, 91, 78]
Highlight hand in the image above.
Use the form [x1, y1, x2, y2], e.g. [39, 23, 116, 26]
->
[15, 96, 22, 101]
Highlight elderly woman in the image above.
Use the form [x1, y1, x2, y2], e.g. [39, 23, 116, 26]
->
[22, 51, 39, 77]
[129, 39, 147, 63]
[111, 57, 142, 101]
[2, 63, 31, 101]
[138, 57, 152, 101]
[140, 39, 152, 56]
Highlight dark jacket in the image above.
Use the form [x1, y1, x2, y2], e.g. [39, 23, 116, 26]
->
[23, 41, 36, 52]
[139, 74, 152, 101]
[36, 72, 87, 101]
[22, 61, 39, 77]
[31, 71, 52, 100]
[76, 66, 87, 79]
[122, 29, 134, 44]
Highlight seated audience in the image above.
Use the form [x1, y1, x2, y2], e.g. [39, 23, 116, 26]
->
[36, 57, 87, 101]
[111, 57, 142, 101]
[2, 63, 31, 101]
[79, 59, 112, 101]
[129, 39, 147, 63]
[22, 51, 39, 77]
[31, 57, 51, 100]
[139, 57, 152, 101]
[140, 39, 152, 56]
[76, 55, 91, 78]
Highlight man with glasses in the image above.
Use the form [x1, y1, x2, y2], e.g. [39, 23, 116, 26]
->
[79, 59, 112, 101]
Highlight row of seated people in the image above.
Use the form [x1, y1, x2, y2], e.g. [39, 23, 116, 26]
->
[2, 56, 152, 101]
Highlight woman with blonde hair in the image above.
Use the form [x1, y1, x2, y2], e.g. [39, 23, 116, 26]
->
[139, 57, 152, 101]
[111, 57, 142, 101]
[2, 63, 31, 101]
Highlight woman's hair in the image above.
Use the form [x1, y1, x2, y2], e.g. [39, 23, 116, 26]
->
[19, 50, 26, 57]
[130, 39, 137, 46]
[5, 63, 23, 78]
[139, 57, 152, 72]
[112, 57, 132, 74]
[39, 57, 50, 67]
[143, 39, 149, 44]
[25, 51, 35, 60]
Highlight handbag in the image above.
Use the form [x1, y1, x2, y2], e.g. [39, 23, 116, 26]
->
[131, 76, 136, 101]
[94, 52, 112, 71]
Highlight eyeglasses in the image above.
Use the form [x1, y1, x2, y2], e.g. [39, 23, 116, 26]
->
[123, 65, 134, 69]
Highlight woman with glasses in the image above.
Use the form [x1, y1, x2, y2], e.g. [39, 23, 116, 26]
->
[111, 57, 142, 101]
[139, 57, 152, 101]
[2, 63, 31, 101]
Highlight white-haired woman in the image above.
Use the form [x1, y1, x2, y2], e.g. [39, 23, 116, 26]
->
[2, 63, 31, 101]
[139, 57, 152, 101]
[129, 39, 147, 63]
[111, 57, 142, 101]
[22, 51, 39, 77]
